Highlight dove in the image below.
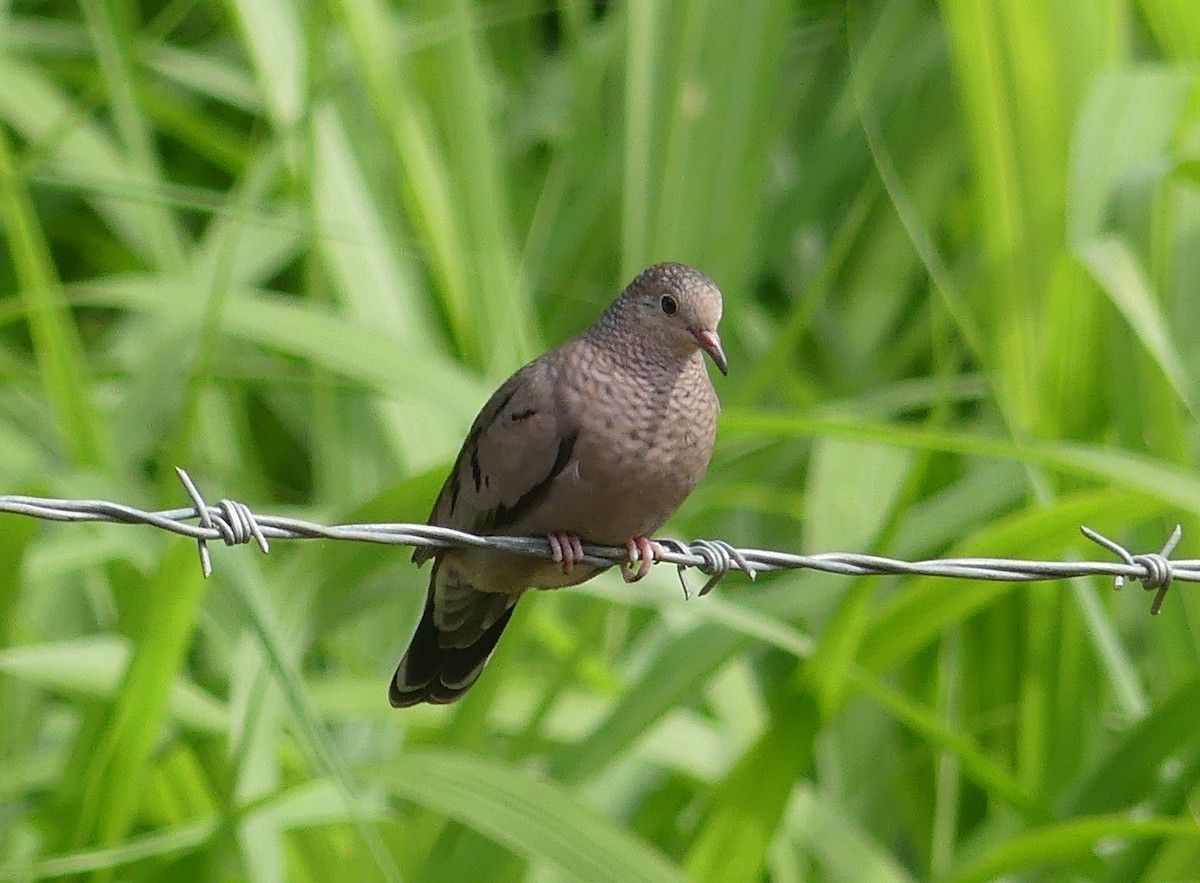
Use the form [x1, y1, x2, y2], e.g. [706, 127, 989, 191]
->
[390, 262, 727, 706]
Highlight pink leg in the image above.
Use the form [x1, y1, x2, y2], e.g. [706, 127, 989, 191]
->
[548, 531, 584, 574]
[622, 536, 664, 583]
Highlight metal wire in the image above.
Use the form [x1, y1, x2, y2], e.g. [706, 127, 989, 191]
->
[1, 468, 1195, 615]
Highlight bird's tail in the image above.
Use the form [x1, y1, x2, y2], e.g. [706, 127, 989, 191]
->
[389, 562, 517, 707]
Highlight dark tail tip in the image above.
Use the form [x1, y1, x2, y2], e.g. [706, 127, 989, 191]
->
[389, 599, 517, 708]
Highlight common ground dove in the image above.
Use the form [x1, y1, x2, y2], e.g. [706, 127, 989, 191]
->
[390, 262, 727, 706]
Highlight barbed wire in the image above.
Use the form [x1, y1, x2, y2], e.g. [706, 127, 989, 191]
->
[0, 468, 1195, 615]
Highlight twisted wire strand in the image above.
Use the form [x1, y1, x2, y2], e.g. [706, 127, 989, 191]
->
[0, 468, 1195, 615]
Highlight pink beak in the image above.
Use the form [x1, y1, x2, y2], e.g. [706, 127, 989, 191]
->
[694, 329, 728, 376]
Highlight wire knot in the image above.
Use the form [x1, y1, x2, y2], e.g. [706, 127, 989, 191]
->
[175, 468, 269, 577]
[1131, 552, 1172, 590]
[1131, 552, 1174, 615]
[209, 499, 264, 546]
[657, 538, 757, 599]
[1081, 524, 1181, 615]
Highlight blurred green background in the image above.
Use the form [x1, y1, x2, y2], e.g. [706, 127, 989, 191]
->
[3, 0, 1200, 880]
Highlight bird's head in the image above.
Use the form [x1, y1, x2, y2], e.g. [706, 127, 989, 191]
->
[620, 262, 728, 375]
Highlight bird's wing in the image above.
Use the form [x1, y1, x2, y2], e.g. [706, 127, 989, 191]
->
[413, 352, 578, 564]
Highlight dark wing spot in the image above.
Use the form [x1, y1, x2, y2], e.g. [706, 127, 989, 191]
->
[494, 388, 517, 415]
[469, 384, 526, 495]
[417, 380, 524, 561]
[511, 408, 537, 421]
[479, 431, 578, 532]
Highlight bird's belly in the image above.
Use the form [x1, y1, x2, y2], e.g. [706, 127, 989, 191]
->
[443, 544, 604, 594]
[567, 469, 684, 541]
[462, 378, 717, 590]
[537, 421, 712, 545]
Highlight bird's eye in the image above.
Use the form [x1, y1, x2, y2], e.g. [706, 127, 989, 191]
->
[660, 294, 678, 315]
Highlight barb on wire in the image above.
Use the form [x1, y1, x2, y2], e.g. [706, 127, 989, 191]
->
[0, 469, 1196, 616]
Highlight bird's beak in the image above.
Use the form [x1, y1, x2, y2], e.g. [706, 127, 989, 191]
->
[694, 329, 728, 376]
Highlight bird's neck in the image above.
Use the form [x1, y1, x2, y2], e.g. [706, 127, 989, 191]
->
[586, 314, 696, 376]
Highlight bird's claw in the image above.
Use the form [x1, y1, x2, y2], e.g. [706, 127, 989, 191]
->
[548, 531, 585, 574]
[622, 536, 663, 583]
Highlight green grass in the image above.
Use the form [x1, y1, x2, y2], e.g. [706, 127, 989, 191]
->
[2, 0, 1200, 880]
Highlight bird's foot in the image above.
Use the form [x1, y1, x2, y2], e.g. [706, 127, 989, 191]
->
[622, 536, 664, 583]
[548, 531, 585, 574]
